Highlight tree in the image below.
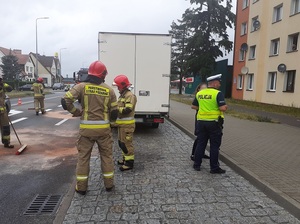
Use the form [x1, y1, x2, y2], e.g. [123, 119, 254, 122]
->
[0, 50, 22, 81]
[169, 18, 191, 94]
[183, 0, 235, 80]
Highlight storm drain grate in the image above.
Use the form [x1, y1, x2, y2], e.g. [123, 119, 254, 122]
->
[23, 194, 62, 216]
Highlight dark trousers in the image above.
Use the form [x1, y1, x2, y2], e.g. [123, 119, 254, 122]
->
[194, 120, 223, 171]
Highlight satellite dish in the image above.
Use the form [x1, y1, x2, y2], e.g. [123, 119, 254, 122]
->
[253, 20, 261, 30]
[241, 66, 249, 75]
[277, 64, 287, 73]
[240, 43, 248, 51]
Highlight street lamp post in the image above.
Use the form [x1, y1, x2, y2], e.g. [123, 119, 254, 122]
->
[35, 17, 49, 79]
[59, 48, 67, 78]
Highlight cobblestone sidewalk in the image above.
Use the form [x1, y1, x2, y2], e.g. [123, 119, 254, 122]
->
[62, 121, 300, 223]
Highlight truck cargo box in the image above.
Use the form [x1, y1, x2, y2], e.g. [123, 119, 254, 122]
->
[98, 32, 171, 127]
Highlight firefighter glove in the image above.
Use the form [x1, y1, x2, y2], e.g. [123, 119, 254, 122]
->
[72, 108, 82, 117]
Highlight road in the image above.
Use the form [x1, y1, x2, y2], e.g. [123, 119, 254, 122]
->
[0, 91, 79, 224]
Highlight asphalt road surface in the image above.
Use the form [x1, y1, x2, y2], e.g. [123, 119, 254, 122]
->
[0, 91, 79, 224]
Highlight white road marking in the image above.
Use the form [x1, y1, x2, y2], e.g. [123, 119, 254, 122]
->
[11, 117, 28, 124]
[8, 109, 23, 116]
[57, 105, 62, 107]
[55, 119, 68, 126]
[45, 109, 52, 112]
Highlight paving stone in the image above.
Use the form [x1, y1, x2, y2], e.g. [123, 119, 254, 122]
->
[62, 120, 300, 223]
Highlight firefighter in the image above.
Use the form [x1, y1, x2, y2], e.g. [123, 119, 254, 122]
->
[0, 75, 14, 148]
[31, 77, 45, 115]
[62, 61, 118, 195]
[113, 75, 137, 171]
[193, 74, 227, 174]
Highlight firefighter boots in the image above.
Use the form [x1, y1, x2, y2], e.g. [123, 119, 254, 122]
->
[119, 160, 134, 171]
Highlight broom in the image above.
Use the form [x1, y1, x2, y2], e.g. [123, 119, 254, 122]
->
[7, 117, 28, 155]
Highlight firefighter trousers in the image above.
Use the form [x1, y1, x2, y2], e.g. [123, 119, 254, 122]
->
[34, 96, 45, 113]
[118, 124, 135, 167]
[0, 112, 11, 145]
[76, 133, 114, 191]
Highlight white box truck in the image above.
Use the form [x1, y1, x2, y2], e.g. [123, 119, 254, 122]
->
[98, 32, 171, 128]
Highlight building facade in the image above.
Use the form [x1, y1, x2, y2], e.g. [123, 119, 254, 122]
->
[0, 47, 35, 81]
[232, 0, 300, 107]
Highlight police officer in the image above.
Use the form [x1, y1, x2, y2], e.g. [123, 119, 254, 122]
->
[191, 82, 209, 161]
[62, 61, 118, 195]
[31, 77, 45, 115]
[113, 75, 137, 171]
[0, 75, 14, 148]
[193, 74, 227, 174]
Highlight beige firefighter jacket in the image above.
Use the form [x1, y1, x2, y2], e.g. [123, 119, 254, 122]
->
[0, 83, 13, 113]
[64, 82, 118, 136]
[31, 83, 44, 98]
[116, 89, 137, 126]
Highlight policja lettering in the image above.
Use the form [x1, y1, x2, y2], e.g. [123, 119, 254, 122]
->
[198, 94, 212, 99]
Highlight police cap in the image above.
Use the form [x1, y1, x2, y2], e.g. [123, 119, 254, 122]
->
[207, 74, 222, 82]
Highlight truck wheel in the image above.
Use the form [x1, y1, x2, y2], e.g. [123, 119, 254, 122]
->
[151, 123, 159, 128]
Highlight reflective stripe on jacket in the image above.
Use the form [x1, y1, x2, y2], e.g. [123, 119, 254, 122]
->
[115, 117, 135, 125]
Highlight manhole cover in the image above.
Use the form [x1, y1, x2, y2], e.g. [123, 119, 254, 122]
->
[23, 194, 62, 216]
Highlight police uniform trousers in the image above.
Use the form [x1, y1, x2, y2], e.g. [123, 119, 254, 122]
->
[194, 120, 223, 171]
[34, 96, 45, 113]
[76, 132, 114, 191]
[0, 111, 11, 145]
[118, 123, 135, 167]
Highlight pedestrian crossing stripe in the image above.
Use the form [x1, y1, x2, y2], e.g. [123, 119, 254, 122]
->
[8, 109, 23, 117]
[11, 117, 28, 124]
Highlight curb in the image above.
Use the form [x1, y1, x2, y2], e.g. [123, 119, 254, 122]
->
[53, 178, 76, 224]
[167, 117, 300, 220]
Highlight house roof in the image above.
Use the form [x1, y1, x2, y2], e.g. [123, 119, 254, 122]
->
[0, 47, 11, 55]
[31, 53, 54, 68]
[0, 46, 30, 65]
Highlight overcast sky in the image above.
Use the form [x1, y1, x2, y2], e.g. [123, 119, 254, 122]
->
[1, 0, 236, 78]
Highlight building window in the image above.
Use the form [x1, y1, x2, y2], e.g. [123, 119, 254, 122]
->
[291, 0, 300, 15]
[270, 38, 280, 56]
[284, 70, 296, 92]
[30, 67, 33, 72]
[237, 75, 243, 89]
[243, 0, 249, 9]
[249, 45, 256, 59]
[267, 72, 277, 91]
[273, 4, 283, 23]
[26, 66, 29, 72]
[251, 16, 259, 32]
[287, 33, 299, 52]
[241, 22, 247, 36]
[239, 49, 245, 61]
[247, 74, 254, 90]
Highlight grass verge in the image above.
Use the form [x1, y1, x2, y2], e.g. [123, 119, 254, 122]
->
[7, 90, 53, 98]
[169, 94, 297, 123]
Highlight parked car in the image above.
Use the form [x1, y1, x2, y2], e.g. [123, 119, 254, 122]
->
[52, 83, 64, 90]
[5, 94, 11, 113]
[19, 84, 33, 91]
[64, 84, 75, 91]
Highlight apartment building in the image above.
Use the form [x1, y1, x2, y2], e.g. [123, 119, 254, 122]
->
[232, 0, 300, 107]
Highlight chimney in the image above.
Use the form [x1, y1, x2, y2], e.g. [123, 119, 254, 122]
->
[13, 49, 22, 54]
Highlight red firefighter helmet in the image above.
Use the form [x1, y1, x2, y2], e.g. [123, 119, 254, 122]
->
[37, 77, 44, 83]
[88, 61, 107, 79]
[113, 75, 131, 91]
